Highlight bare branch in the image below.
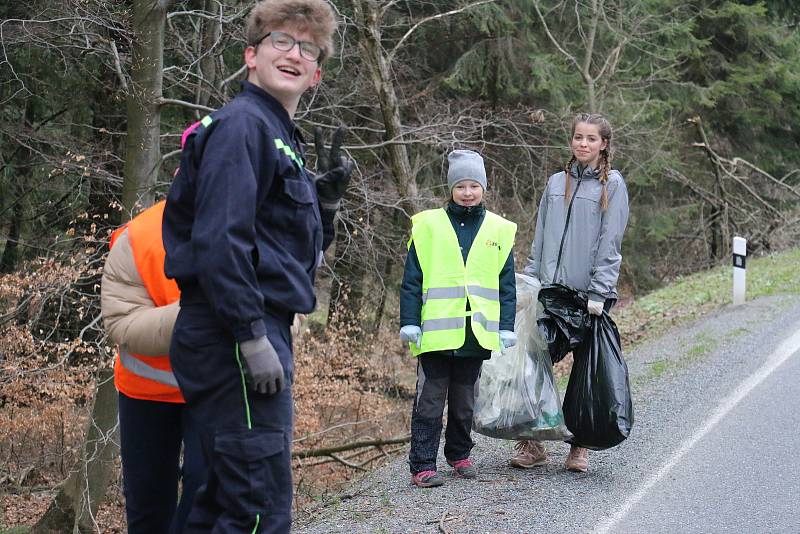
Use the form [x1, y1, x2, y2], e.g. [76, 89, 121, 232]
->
[167, 6, 248, 24]
[532, 0, 580, 72]
[387, 0, 497, 64]
[292, 434, 411, 459]
[161, 148, 182, 163]
[221, 64, 247, 88]
[157, 97, 215, 113]
[731, 157, 800, 200]
[108, 39, 128, 91]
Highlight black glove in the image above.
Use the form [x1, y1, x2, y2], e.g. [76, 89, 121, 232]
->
[239, 336, 284, 395]
[313, 126, 354, 211]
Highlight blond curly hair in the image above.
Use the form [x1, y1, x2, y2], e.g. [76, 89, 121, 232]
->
[245, 0, 338, 62]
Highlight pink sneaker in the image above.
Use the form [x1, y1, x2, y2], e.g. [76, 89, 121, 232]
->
[411, 470, 444, 488]
[447, 458, 477, 479]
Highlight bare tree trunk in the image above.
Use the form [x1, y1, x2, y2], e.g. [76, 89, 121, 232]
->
[326, 228, 367, 327]
[196, 0, 222, 108]
[352, 0, 417, 218]
[371, 210, 403, 331]
[582, 0, 600, 112]
[0, 183, 22, 274]
[34, 2, 172, 530]
[691, 116, 727, 261]
[32, 370, 119, 534]
[372, 254, 395, 332]
[1, 99, 34, 273]
[122, 0, 170, 214]
[326, 0, 419, 325]
[533, 0, 612, 113]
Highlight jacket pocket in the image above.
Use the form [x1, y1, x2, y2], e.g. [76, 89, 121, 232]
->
[281, 177, 315, 206]
[213, 429, 288, 515]
[172, 311, 231, 351]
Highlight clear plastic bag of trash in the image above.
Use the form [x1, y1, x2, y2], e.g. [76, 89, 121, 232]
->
[473, 273, 573, 441]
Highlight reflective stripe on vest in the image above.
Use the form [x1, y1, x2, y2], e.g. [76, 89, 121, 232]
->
[422, 316, 466, 332]
[422, 286, 465, 303]
[422, 285, 499, 303]
[119, 349, 178, 387]
[472, 311, 499, 333]
[409, 208, 516, 356]
[467, 285, 499, 301]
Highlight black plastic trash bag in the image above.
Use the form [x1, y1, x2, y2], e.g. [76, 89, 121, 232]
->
[563, 311, 634, 450]
[473, 274, 572, 441]
[537, 284, 593, 364]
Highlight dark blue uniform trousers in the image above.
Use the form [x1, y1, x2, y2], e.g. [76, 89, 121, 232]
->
[170, 305, 294, 534]
[118, 392, 206, 534]
[408, 354, 484, 474]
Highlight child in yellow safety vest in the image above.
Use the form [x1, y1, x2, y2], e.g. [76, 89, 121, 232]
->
[400, 149, 517, 488]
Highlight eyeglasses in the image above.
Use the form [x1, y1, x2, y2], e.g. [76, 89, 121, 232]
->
[254, 31, 323, 62]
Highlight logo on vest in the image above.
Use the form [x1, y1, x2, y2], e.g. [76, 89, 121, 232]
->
[485, 239, 499, 248]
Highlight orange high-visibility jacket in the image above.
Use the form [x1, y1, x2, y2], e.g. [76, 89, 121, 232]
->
[102, 201, 183, 403]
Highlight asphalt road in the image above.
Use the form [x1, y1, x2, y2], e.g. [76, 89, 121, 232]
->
[296, 295, 800, 534]
[608, 328, 800, 534]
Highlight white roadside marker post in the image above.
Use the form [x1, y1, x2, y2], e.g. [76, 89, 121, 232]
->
[733, 236, 747, 306]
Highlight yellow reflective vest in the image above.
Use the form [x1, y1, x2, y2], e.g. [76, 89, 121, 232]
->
[408, 208, 516, 356]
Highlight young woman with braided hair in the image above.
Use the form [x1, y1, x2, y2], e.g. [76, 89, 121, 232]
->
[510, 112, 629, 473]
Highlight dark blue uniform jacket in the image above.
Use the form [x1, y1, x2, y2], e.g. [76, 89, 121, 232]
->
[163, 81, 335, 343]
[400, 202, 516, 359]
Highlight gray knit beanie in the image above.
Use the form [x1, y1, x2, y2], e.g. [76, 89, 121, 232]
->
[447, 149, 487, 191]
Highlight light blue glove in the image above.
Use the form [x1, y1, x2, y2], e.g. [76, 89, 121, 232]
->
[499, 330, 517, 350]
[587, 299, 604, 316]
[400, 325, 422, 349]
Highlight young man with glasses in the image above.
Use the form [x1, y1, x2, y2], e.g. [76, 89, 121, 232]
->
[162, 1, 352, 532]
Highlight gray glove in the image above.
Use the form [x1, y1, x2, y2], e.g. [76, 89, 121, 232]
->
[313, 126, 354, 211]
[587, 299, 604, 316]
[400, 325, 422, 349]
[499, 330, 517, 350]
[239, 336, 284, 395]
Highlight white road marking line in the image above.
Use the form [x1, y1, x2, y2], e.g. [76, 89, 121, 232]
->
[591, 324, 800, 534]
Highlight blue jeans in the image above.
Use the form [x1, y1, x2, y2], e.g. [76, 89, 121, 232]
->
[118, 392, 206, 534]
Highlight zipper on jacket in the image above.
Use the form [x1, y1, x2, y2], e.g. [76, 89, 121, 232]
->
[554, 168, 584, 283]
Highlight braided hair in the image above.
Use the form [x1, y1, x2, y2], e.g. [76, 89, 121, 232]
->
[563, 113, 613, 212]
[563, 154, 577, 209]
[597, 146, 611, 211]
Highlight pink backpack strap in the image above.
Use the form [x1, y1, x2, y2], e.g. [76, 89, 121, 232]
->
[180, 120, 202, 148]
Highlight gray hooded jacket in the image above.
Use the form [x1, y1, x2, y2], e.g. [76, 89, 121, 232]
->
[523, 164, 629, 304]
